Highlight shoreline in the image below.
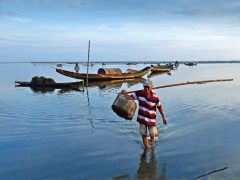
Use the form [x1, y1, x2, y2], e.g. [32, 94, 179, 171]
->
[1, 60, 240, 64]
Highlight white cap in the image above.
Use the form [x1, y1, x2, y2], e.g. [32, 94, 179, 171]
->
[143, 79, 153, 87]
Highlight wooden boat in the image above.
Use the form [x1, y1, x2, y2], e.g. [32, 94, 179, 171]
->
[184, 62, 197, 66]
[156, 63, 175, 69]
[83, 62, 94, 66]
[126, 68, 138, 73]
[56, 66, 152, 81]
[15, 81, 83, 89]
[126, 62, 137, 65]
[150, 65, 171, 73]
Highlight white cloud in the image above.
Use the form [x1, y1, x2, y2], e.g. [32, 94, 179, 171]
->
[1, 0, 240, 61]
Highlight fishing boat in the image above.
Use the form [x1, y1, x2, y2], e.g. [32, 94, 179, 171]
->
[184, 62, 197, 66]
[15, 81, 83, 89]
[126, 62, 137, 65]
[150, 65, 171, 73]
[56, 63, 62, 67]
[15, 76, 83, 89]
[156, 63, 175, 69]
[56, 66, 152, 81]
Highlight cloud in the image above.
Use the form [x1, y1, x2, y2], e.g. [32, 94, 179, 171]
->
[1, 0, 240, 25]
[0, 5, 31, 23]
[0, 7, 19, 18]
[162, 0, 240, 23]
[1, 0, 240, 61]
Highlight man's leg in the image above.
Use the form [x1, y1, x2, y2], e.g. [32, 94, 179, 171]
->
[149, 126, 157, 142]
[142, 135, 149, 149]
[139, 124, 149, 149]
[150, 134, 155, 142]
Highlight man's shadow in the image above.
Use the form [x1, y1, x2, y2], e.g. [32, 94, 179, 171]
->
[136, 147, 167, 180]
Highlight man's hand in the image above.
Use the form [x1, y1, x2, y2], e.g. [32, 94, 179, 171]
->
[121, 90, 128, 95]
[162, 117, 167, 125]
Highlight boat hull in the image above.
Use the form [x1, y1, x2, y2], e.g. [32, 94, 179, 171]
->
[56, 67, 151, 81]
[150, 66, 171, 73]
[15, 81, 83, 89]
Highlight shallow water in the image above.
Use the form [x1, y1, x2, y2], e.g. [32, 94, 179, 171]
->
[0, 62, 240, 179]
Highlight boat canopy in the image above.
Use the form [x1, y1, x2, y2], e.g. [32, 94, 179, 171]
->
[98, 68, 122, 75]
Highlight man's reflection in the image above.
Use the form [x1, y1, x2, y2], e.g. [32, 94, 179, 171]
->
[136, 147, 166, 180]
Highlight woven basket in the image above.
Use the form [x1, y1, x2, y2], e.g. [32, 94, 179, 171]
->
[112, 93, 137, 120]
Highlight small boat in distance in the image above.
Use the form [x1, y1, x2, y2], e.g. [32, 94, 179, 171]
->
[150, 65, 171, 73]
[126, 62, 137, 65]
[184, 62, 197, 66]
[56, 66, 152, 81]
[83, 62, 94, 66]
[156, 63, 175, 69]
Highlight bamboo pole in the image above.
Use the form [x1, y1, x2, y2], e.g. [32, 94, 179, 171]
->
[127, 78, 233, 93]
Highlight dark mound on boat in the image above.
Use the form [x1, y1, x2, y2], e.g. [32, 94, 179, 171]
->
[30, 76, 56, 85]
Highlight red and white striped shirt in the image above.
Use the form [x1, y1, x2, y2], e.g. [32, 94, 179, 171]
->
[130, 90, 162, 126]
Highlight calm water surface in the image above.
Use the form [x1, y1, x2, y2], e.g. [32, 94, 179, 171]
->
[0, 63, 240, 179]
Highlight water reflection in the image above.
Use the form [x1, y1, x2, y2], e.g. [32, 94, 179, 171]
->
[2, 63, 240, 179]
[57, 88, 84, 95]
[113, 147, 167, 180]
[30, 86, 55, 93]
[112, 174, 130, 180]
[137, 148, 167, 180]
[15, 78, 145, 94]
[147, 71, 171, 78]
[85, 88, 95, 132]
[27, 86, 84, 94]
[85, 78, 145, 89]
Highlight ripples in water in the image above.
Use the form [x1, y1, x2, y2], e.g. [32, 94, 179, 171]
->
[0, 63, 240, 179]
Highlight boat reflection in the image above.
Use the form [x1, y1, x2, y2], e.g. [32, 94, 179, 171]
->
[27, 78, 145, 94]
[137, 148, 167, 180]
[112, 174, 130, 180]
[28, 86, 84, 94]
[147, 71, 171, 78]
[85, 78, 145, 90]
[29, 86, 55, 93]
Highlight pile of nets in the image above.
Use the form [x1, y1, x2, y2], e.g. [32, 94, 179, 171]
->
[30, 76, 56, 85]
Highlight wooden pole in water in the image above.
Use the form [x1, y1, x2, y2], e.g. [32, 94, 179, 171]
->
[127, 78, 233, 93]
[86, 40, 90, 87]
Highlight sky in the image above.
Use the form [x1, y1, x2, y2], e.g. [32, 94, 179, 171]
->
[0, 0, 240, 62]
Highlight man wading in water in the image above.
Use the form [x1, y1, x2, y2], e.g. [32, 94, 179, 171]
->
[122, 79, 167, 149]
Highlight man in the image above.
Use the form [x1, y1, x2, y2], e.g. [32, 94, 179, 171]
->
[122, 79, 167, 149]
[74, 63, 80, 73]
